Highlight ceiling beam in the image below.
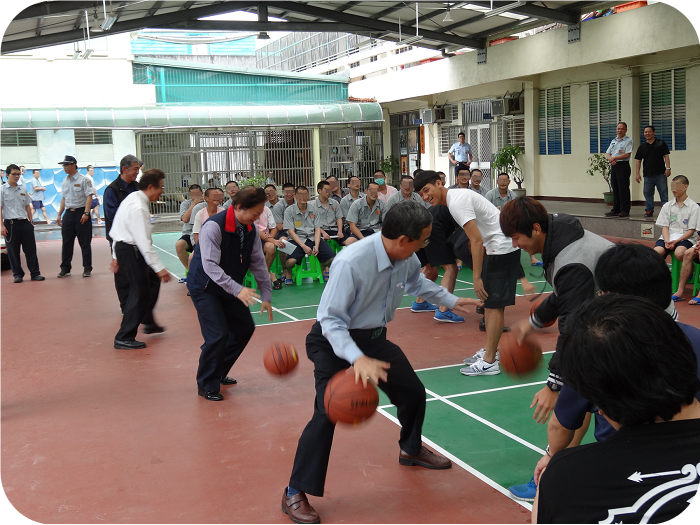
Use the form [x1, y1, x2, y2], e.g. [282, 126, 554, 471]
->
[461, 14, 542, 40]
[163, 20, 375, 33]
[3, 1, 261, 54]
[468, 1, 579, 25]
[265, 1, 485, 49]
[372, 3, 405, 20]
[147, 1, 165, 18]
[14, 2, 105, 20]
[36, 17, 44, 37]
[179, 1, 197, 10]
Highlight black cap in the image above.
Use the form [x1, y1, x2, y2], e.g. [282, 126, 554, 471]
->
[58, 155, 77, 165]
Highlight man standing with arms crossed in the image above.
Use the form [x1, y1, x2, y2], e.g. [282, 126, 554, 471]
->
[56, 155, 94, 278]
[605, 122, 634, 218]
[447, 132, 472, 183]
[635, 125, 671, 218]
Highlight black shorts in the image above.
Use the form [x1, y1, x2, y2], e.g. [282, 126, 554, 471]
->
[347, 228, 377, 240]
[482, 249, 521, 309]
[178, 234, 193, 252]
[275, 231, 289, 241]
[288, 238, 336, 265]
[424, 205, 472, 268]
[655, 238, 693, 257]
[91, 198, 99, 209]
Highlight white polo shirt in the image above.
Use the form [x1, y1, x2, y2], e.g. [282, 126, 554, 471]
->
[445, 188, 517, 255]
[656, 197, 699, 244]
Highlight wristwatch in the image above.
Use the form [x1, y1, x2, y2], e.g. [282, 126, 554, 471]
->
[546, 380, 562, 392]
[84, 212, 90, 216]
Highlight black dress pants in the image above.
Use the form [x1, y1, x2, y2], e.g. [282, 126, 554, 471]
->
[289, 322, 426, 497]
[190, 289, 256, 392]
[610, 162, 631, 214]
[4, 219, 40, 279]
[60, 209, 92, 272]
[114, 242, 161, 341]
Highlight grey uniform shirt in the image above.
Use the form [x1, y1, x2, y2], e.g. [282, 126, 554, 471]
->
[470, 186, 489, 198]
[386, 190, 430, 210]
[1, 182, 31, 219]
[265, 200, 275, 210]
[273, 199, 295, 226]
[309, 198, 342, 231]
[346, 197, 387, 232]
[317, 233, 458, 363]
[484, 188, 517, 209]
[61, 172, 94, 208]
[283, 203, 317, 242]
[28, 178, 45, 201]
[180, 198, 195, 235]
[340, 191, 365, 219]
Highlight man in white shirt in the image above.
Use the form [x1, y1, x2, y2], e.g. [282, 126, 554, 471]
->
[109, 169, 170, 350]
[415, 170, 523, 376]
[447, 132, 472, 181]
[605, 122, 634, 217]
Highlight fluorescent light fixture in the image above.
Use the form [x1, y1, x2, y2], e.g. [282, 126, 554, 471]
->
[72, 50, 81, 60]
[399, 35, 424, 45]
[82, 49, 94, 59]
[443, 5, 454, 23]
[257, 31, 270, 39]
[483, 1, 526, 19]
[101, 15, 117, 31]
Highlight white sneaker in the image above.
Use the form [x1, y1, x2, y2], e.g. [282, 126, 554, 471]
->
[460, 358, 500, 376]
[463, 349, 499, 365]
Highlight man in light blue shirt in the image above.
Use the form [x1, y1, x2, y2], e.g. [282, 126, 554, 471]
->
[447, 132, 472, 181]
[605, 122, 634, 217]
[282, 201, 481, 524]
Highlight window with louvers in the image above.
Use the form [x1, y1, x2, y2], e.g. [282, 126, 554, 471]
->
[0, 130, 37, 147]
[440, 126, 461, 155]
[639, 68, 685, 150]
[539, 86, 571, 155]
[589, 79, 621, 153]
[74, 130, 113, 145]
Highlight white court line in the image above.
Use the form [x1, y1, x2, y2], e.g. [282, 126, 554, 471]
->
[253, 298, 300, 322]
[424, 387, 546, 455]
[376, 408, 532, 511]
[280, 304, 320, 310]
[152, 244, 185, 280]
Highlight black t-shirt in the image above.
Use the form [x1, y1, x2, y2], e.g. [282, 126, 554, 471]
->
[634, 139, 670, 177]
[537, 418, 700, 524]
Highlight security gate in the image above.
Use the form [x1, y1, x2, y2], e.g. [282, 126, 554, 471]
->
[467, 123, 493, 192]
[320, 125, 383, 190]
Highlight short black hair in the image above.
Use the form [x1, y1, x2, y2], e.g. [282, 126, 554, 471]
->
[86, 165, 94, 170]
[382, 201, 432, 241]
[436, 171, 445, 177]
[282, 182, 295, 190]
[138, 168, 165, 191]
[559, 294, 699, 426]
[458, 131, 465, 137]
[499, 197, 549, 238]
[204, 187, 223, 198]
[295, 185, 309, 193]
[367, 181, 379, 189]
[413, 170, 440, 193]
[6, 164, 20, 174]
[374, 169, 386, 177]
[413, 169, 422, 177]
[225, 180, 239, 189]
[672, 175, 689, 185]
[348, 175, 361, 183]
[400, 175, 414, 182]
[645, 125, 655, 132]
[497, 172, 510, 180]
[317, 180, 330, 192]
[594, 243, 669, 309]
[32, 169, 40, 174]
[188, 184, 201, 192]
[470, 168, 483, 176]
[456, 163, 470, 175]
[264, 184, 276, 191]
[326, 175, 338, 181]
[231, 186, 267, 209]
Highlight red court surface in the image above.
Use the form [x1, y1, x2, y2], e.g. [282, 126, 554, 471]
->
[3, 236, 700, 524]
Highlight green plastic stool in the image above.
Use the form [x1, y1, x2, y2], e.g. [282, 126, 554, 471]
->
[243, 271, 257, 289]
[328, 239, 343, 254]
[292, 254, 323, 286]
[671, 252, 682, 294]
[692, 262, 700, 297]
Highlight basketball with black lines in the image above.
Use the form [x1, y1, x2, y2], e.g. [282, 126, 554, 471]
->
[324, 370, 379, 425]
[499, 333, 543, 377]
[263, 342, 299, 375]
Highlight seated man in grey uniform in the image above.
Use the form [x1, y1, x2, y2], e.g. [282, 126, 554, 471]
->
[346, 181, 387, 240]
[339, 176, 364, 246]
[281, 201, 483, 524]
[282, 185, 335, 280]
[310, 180, 346, 245]
[273, 182, 296, 282]
[387, 175, 431, 210]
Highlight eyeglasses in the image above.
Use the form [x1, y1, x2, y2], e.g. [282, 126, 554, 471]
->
[413, 237, 430, 248]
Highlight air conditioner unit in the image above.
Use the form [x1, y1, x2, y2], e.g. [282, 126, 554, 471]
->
[492, 98, 506, 116]
[492, 96, 525, 116]
[435, 107, 451, 122]
[421, 109, 435, 124]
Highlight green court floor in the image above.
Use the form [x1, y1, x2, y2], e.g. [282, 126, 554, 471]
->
[152, 232, 551, 327]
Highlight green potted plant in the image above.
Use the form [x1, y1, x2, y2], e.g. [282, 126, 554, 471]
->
[492, 145, 525, 197]
[586, 153, 614, 206]
[379, 155, 400, 182]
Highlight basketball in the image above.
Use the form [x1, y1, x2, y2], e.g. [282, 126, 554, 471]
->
[499, 333, 543, 376]
[530, 301, 557, 328]
[263, 342, 299, 375]
[324, 370, 379, 425]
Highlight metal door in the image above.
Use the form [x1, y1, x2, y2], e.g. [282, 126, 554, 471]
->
[467, 124, 493, 192]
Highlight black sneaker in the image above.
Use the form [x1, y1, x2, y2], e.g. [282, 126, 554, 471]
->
[618, 213, 630, 217]
[57, 270, 71, 278]
[604, 211, 619, 217]
[82, 269, 91, 277]
[645, 211, 654, 218]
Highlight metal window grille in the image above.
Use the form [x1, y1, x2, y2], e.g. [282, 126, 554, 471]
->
[138, 129, 313, 214]
[462, 99, 493, 125]
[589, 79, 621, 153]
[320, 125, 383, 190]
[640, 68, 685, 150]
[440, 125, 462, 155]
[538, 86, 571, 155]
[0, 130, 37, 147]
[492, 116, 525, 152]
[74, 130, 113, 145]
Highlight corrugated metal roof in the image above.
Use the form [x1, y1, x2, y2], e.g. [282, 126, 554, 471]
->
[0, 104, 383, 130]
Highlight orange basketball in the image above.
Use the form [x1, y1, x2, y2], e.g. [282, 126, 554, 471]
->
[530, 301, 557, 328]
[499, 333, 543, 376]
[263, 342, 299, 375]
[324, 370, 379, 425]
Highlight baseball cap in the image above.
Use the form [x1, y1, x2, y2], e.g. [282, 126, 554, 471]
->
[58, 155, 77, 165]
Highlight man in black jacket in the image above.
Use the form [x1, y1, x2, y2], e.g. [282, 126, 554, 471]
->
[103, 154, 142, 314]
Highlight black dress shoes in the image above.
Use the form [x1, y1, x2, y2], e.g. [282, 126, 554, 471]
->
[114, 340, 147, 349]
[198, 389, 223, 401]
[31, 275, 45, 281]
[220, 377, 237, 385]
[142, 323, 165, 334]
[14, 277, 23, 283]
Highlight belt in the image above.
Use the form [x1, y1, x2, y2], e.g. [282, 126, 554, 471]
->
[5, 217, 26, 221]
[67, 208, 84, 212]
[349, 327, 385, 340]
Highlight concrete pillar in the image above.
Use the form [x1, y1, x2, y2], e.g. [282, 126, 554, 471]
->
[523, 82, 539, 196]
[621, 72, 640, 203]
[312, 127, 321, 189]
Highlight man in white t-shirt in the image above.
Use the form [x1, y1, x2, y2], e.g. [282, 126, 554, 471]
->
[415, 170, 523, 376]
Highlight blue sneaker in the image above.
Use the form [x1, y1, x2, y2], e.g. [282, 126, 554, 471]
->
[178, 277, 187, 284]
[411, 301, 438, 313]
[508, 477, 537, 502]
[434, 309, 464, 323]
